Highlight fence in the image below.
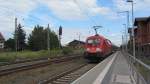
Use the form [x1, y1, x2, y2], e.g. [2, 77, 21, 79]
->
[122, 51, 150, 84]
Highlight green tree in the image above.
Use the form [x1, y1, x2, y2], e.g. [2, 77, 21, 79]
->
[28, 25, 60, 51]
[4, 38, 15, 51]
[28, 25, 45, 51]
[14, 23, 26, 51]
[49, 31, 59, 49]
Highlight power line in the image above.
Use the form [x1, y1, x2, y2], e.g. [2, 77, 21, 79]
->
[0, 6, 48, 24]
[73, 0, 103, 35]
[73, 0, 99, 26]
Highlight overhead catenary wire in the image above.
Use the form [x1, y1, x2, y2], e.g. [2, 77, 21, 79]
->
[73, 0, 105, 36]
[0, 6, 46, 32]
[0, 6, 49, 25]
[73, 0, 100, 26]
[0, 5, 52, 48]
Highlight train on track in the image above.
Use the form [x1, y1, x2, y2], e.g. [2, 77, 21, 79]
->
[84, 34, 113, 62]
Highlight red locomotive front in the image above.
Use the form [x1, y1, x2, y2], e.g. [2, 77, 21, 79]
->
[84, 34, 112, 62]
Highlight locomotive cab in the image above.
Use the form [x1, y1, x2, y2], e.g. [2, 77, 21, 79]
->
[86, 38, 102, 53]
[84, 35, 112, 62]
[84, 35, 103, 61]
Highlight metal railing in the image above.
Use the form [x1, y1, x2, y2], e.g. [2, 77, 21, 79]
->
[122, 51, 150, 84]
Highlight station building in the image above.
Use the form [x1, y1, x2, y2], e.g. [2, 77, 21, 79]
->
[133, 17, 150, 56]
[0, 32, 5, 49]
[68, 40, 85, 49]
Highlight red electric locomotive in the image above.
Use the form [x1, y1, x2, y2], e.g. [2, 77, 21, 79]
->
[84, 34, 112, 62]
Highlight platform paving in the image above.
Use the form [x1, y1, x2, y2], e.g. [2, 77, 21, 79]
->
[108, 51, 135, 84]
[71, 51, 136, 84]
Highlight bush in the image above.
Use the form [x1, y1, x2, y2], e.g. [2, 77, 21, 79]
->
[62, 47, 73, 55]
[0, 48, 78, 63]
[0, 50, 62, 63]
[0, 52, 16, 62]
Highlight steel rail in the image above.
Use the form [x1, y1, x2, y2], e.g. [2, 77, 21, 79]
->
[39, 63, 89, 84]
[0, 53, 81, 66]
[0, 55, 82, 77]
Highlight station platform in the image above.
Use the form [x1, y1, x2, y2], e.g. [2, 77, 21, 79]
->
[107, 51, 135, 84]
[71, 51, 136, 84]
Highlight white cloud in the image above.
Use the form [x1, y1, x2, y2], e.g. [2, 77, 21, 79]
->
[39, 0, 85, 20]
[39, 0, 116, 20]
[0, 0, 38, 17]
[60, 27, 94, 45]
[108, 33, 122, 46]
[113, 0, 150, 12]
[0, 0, 40, 39]
[0, 0, 124, 46]
[60, 27, 122, 46]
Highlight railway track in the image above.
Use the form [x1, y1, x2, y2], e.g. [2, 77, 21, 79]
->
[39, 63, 96, 84]
[0, 55, 82, 77]
[0, 54, 81, 66]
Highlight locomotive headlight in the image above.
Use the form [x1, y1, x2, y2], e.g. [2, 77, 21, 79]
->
[96, 48, 102, 52]
[86, 48, 90, 51]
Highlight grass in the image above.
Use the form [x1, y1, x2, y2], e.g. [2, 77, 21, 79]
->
[134, 63, 150, 82]
[136, 57, 150, 80]
[141, 58, 150, 65]
[0, 50, 58, 62]
[0, 48, 84, 63]
[124, 51, 150, 82]
[133, 56, 150, 83]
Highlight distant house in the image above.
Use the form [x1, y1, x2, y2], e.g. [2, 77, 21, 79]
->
[0, 32, 5, 49]
[68, 40, 85, 49]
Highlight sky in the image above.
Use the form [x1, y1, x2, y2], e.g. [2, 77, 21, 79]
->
[0, 0, 150, 46]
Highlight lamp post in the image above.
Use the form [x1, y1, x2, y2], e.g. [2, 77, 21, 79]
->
[118, 11, 130, 52]
[117, 11, 130, 28]
[47, 24, 50, 51]
[127, 0, 135, 58]
[15, 17, 18, 52]
[122, 35, 125, 51]
[123, 24, 128, 51]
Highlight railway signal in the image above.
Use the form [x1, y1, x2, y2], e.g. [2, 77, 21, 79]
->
[59, 26, 62, 36]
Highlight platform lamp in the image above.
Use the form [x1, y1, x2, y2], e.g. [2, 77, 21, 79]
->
[123, 24, 128, 52]
[127, 0, 136, 59]
[117, 11, 130, 52]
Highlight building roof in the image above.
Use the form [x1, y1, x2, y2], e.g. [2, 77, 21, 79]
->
[0, 32, 5, 41]
[134, 16, 150, 26]
[68, 40, 85, 46]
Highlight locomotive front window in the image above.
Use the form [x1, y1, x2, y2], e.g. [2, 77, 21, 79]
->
[87, 39, 100, 44]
